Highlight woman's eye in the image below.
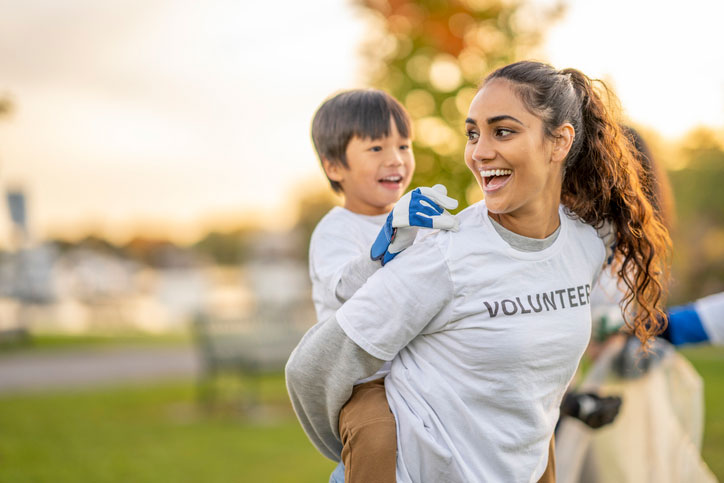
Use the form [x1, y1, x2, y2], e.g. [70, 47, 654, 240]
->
[466, 130, 479, 142]
[495, 127, 514, 137]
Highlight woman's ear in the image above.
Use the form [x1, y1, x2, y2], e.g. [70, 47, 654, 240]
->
[551, 123, 575, 164]
[322, 158, 344, 183]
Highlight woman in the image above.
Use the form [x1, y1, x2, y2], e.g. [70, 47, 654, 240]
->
[286, 61, 671, 482]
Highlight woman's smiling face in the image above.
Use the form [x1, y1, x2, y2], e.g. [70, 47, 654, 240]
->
[464, 79, 565, 224]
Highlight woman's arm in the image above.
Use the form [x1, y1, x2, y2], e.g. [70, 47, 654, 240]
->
[285, 314, 385, 461]
[288, 236, 454, 459]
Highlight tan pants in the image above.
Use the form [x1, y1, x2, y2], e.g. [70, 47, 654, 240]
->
[339, 378, 397, 483]
[537, 435, 556, 483]
[339, 378, 556, 483]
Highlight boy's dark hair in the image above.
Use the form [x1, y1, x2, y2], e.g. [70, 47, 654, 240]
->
[311, 89, 412, 193]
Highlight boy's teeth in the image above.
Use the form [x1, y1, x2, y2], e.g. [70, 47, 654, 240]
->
[479, 168, 512, 177]
[381, 176, 401, 182]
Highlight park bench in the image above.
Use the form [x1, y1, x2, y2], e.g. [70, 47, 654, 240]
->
[192, 311, 304, 408]
[0, 327, 30, 346]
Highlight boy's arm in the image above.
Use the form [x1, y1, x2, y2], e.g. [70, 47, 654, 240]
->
[319, 185, 459, 305]
[285, 314, 384, 461]
[334, 255, 381, 304]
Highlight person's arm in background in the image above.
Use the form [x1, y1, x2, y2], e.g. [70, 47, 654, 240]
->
[661, 291, 724, 346]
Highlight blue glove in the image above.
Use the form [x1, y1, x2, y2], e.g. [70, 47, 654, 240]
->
[661, 303, 709, 346]
[370, 184, 459, 265]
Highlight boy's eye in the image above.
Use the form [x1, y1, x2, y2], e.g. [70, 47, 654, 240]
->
[399, 144, 410, 150]
[370, 146, 383, 152]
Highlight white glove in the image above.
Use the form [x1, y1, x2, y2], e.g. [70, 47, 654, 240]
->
[371, 184, 459, 265]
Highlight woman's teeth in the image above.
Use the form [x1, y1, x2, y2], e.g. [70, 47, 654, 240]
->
[479, 169, 512, 177]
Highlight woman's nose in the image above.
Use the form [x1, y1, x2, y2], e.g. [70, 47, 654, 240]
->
[472, 138, 495, 162]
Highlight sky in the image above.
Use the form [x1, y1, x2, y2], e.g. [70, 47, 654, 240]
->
[0, 0, 722, 245]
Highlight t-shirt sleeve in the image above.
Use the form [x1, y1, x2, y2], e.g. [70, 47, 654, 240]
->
[695, 291, 724, 344]
[310, 228, 367, 294]
[336, 238, 454, 361]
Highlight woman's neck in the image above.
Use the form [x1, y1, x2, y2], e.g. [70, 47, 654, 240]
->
[488, 197, 561, 239]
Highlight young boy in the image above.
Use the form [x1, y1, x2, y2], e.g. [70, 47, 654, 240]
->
[303, 89, 458, 483]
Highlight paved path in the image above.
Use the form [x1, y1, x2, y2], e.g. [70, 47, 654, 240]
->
[0, 345, 199, 394]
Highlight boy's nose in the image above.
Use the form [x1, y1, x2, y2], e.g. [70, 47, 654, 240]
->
[386, 150, 404, 166]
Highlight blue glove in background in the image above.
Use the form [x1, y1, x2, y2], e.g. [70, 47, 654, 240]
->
[660, 303, 709, 346]
[370, 184, 458, 265]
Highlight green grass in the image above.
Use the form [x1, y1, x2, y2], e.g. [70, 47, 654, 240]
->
[0, 332, 192, 353]
[0, 347, 722, 482]
[0, 374, 336, 483]
[679, 345, 724, 479]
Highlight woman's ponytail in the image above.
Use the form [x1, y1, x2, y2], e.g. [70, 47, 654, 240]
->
[563, 69, 671, 347]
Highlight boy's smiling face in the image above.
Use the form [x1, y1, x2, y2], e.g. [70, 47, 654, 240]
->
[325, 120, 415, 215]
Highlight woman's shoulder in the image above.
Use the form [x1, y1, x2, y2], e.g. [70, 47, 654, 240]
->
[456, 200, 488, 227]
[561, 206, 602, 239]
[560, 206, 608, 263]
[414, 201, 498, 256]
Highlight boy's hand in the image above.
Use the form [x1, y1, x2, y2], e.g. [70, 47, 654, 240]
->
[370, 184, 459, 265]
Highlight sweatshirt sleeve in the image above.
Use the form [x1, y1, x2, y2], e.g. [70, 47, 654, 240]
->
[285, 314, 385, 461]
[334, 253, 381, 303]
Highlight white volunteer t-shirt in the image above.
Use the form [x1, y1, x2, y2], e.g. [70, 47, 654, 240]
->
[309, 206, 388, 324]
[336, 201, 607, 483]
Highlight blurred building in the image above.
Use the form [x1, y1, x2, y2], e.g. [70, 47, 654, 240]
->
[0, 226, 313, 336]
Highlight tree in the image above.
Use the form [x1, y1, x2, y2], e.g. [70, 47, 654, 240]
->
[192, 229, 252, 266]
[667, 128, 724, 302]
[293, 186, 340, 258]
[356, 0, 562, 208]
[0, 96, 13, 119]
